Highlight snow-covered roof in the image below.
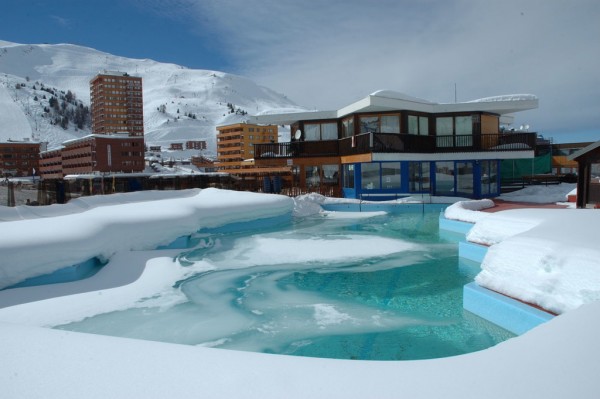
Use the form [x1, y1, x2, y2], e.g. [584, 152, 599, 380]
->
[251, 90, 539, 125]
[568, 140, 600, 161]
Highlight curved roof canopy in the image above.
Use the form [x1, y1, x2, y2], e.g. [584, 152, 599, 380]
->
[250, 90, 538, 125]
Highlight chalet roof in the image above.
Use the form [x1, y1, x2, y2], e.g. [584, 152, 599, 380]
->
[250, 90, 538, 125]
[568, 140, 600, 161]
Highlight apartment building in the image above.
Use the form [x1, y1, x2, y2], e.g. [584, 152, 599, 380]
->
[216, 123, 279, 173]
[0, 140, 43, 177]
[90, 71, 144, 136]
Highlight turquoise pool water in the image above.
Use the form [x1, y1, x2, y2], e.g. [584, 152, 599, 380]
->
[55, 211, 514, 360]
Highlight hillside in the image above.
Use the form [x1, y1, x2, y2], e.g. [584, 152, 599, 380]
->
[0, 41, 305, 156]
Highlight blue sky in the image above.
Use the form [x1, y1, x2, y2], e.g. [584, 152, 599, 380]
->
[2, 0, 600, 143]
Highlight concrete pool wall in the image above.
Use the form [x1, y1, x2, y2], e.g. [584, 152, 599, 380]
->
[439, 214, 555, 334]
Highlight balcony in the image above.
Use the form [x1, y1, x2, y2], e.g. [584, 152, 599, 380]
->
[254, 132, 537, 159]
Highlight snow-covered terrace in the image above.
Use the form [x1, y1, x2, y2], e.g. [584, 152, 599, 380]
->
[0, 187, 599, 398]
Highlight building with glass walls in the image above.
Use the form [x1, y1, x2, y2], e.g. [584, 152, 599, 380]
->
[246, 90, 539, 199]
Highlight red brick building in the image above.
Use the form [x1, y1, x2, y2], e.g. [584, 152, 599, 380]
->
[0, 140, 43, 177]
[90, 71, 144, 136]
[40, 135, 145, 178]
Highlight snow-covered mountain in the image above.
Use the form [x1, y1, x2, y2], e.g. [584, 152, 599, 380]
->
[0, 41, 305, 156]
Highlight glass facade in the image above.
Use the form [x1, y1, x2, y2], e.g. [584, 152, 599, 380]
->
[343, 164, 355, 188]
[409, 161, 430, 193]
[361, 163, 380, 190]
[435, 161, 455, 194]
[381, 162, 401, 189]
[480, 160, 498, 196]
[456, 162, 474, 195]
[344, 160, 499, 199]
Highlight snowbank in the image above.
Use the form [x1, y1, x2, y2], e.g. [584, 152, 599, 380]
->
[498, 183, 576, 203]
[0, 188, 293, 289]
[443, 199, 495, 223]
[1, 299, 599, 399]
[468, 209, 600, 314]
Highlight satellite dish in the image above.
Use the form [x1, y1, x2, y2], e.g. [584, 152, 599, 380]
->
[294, 130, 302, 140]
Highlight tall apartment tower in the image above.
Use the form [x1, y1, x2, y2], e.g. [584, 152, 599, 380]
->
[90, 71, 144, 136]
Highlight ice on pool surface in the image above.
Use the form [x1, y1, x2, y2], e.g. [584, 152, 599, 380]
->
[53, 212, 514, 360]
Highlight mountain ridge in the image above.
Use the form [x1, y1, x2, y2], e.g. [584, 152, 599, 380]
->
[0, 41, 305, 156]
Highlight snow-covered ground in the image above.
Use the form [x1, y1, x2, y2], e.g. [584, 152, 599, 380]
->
[0, 185, 599, 398]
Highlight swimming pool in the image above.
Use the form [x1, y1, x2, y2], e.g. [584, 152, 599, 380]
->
[54, 211, 514, 360]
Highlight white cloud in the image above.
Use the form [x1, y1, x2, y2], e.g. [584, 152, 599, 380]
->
[187, 0, 599, 136]
[50, 15, 70, 28]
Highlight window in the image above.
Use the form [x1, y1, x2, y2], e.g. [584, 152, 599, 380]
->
[380, 115, 400, 133]
[436, 117, 454, 148]
[360, 116, 379, 133]
[481, 160, 498, 196]
[304, 124, 320, 141]
[455, 116, 473, 146]
[306, 165, 321, 187]
[435, 161, 454, 194]
[343, 164, 355, 188]
[361, 163, 380, 190]
[436, 116, 474, 147]
[409, 162, 430, 192]
[342, 117, 354, 138]
[456, 162, 473, 195]
[359, 114, 400, 134]
[303, 122, 338, 141]
[408, 115, 429, 135]
[436, 117, 453, 135]
[321, 123, 338, 140]
[322, 164, 339, 185]
[381, 162, 401, 189]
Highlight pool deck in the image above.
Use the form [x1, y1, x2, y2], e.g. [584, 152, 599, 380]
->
[481, 199, 569, 212]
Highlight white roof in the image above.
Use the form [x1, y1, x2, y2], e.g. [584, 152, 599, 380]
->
[251, 90, 538, 125]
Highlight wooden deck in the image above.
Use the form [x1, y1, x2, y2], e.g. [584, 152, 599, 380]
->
[482, 199, 569, 213]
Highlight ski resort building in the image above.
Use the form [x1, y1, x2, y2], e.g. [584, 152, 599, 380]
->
[39, 135, 145, 178]
[215, 123, 290, 191]
[90, 71, 144, 137]
[247, 90, 539, 199]
[0, 140, 43, 178]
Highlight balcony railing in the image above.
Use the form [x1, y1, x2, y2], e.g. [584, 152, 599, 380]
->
[254, 132, 537, 159]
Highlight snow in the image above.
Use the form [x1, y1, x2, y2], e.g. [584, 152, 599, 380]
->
[0, 186, 599, 398]
[0, 42, 307, 154]
[468, 94, 539, 103]
[442, 183, 599, 314]
[443, 199, 495, 223]
[498, 183, 576, 203]
[0, 188, 293, 289]
[468, 209, 600, 314]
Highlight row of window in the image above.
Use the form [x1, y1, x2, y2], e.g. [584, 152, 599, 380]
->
[248, 128, 275, 133]
[342, 160, 498, 196]
[303, 114, 482, 142]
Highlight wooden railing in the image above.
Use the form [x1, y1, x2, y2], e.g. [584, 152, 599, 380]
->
[254, 132, 537, 159]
